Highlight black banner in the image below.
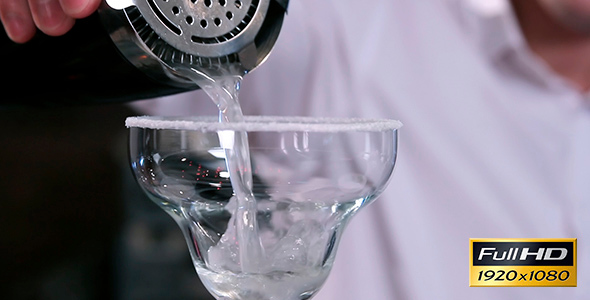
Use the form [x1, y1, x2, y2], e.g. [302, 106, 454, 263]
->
[472, 242, 574, 266]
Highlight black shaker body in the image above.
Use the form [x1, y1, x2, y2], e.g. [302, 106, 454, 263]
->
[1, 12, 196, 107]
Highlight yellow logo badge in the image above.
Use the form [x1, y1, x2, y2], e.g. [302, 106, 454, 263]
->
[469, 238, 576, 287]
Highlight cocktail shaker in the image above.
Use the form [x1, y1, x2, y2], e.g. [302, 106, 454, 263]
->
[1, 0, 288, 106]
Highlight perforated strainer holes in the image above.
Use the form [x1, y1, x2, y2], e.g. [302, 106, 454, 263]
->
[147, 0, 181, 35]
[177, 0, 258, 45]
[181, 0, 241, 30]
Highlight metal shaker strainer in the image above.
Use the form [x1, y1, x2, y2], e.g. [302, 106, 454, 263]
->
[101, 0, 289, 87]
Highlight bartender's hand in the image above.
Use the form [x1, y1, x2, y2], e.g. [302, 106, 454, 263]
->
[0, 0, 101, 43]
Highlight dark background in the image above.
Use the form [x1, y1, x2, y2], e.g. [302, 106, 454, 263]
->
[0, 103, 214, 300]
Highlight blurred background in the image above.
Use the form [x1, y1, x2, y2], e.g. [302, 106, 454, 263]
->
[0, 103, 214, 300]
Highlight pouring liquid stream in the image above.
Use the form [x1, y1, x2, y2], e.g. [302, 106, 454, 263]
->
[147, 62, 385, 299]
[173, 65, 265, 274]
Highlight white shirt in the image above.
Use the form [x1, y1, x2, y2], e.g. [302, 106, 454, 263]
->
[134, 0, 590, 299]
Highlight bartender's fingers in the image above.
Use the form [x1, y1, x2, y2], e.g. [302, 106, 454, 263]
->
[0, 0, 37, 43]
[59, 0, 100, 19]
[28, 0, 75, 37]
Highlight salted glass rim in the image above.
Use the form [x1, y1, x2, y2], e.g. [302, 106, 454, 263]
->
[125, 115, 402, 132]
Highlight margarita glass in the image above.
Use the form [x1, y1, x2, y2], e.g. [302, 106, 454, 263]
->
[126, 115, 400, 300]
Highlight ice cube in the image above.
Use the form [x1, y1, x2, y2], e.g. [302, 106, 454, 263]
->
[269, 220, 328, 273]
[206, 197, 242, 273]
